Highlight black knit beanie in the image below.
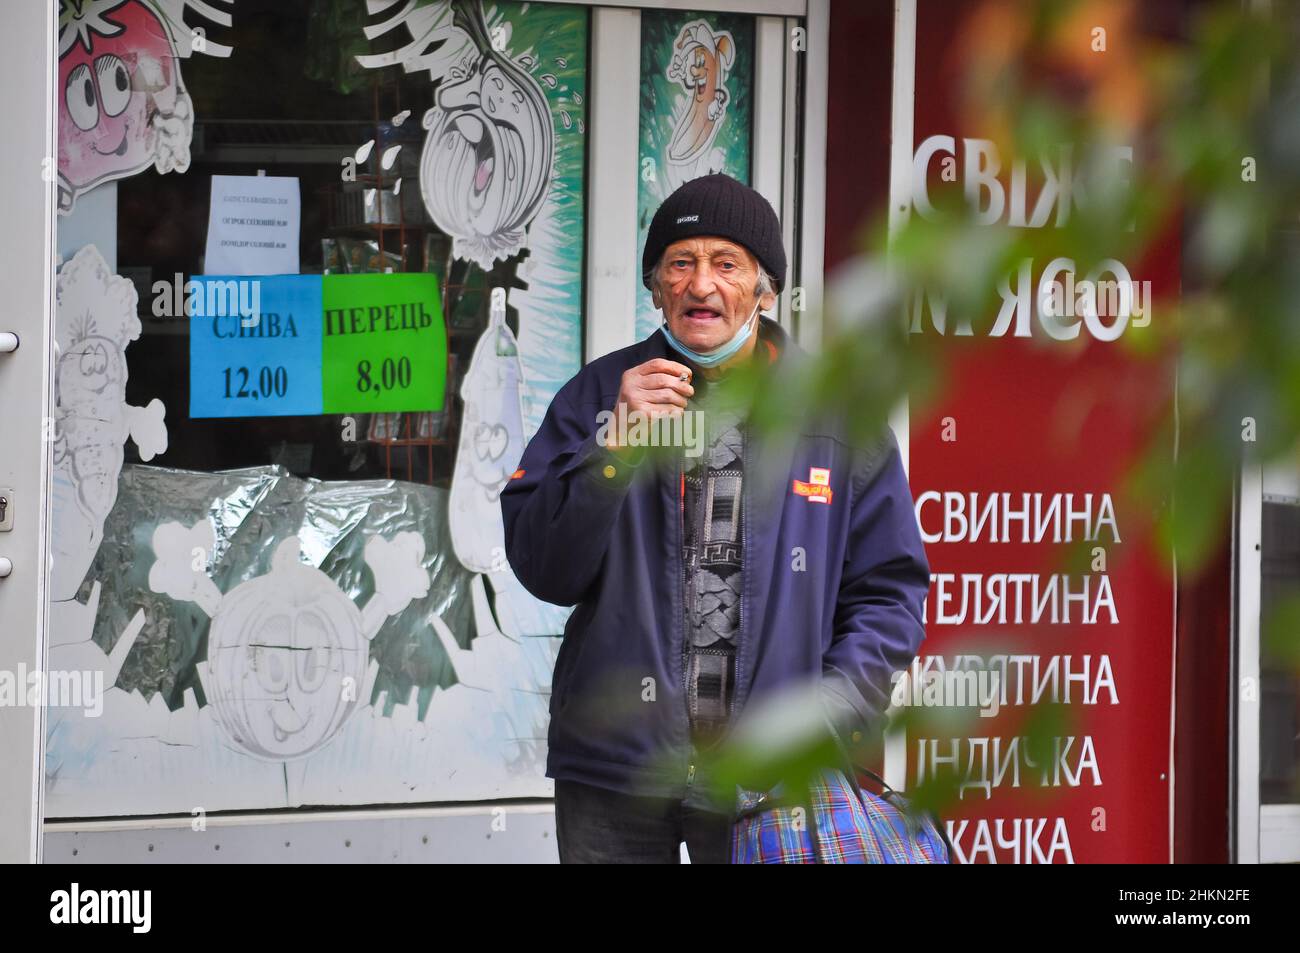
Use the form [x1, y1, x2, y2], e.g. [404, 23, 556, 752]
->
[642, 173, 787, 293]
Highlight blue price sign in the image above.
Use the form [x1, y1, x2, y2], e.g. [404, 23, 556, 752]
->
[189, 275, 323, 418]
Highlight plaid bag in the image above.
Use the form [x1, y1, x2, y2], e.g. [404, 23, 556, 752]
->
[731, 767, 952, 864]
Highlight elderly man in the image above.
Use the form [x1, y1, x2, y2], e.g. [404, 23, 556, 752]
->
[501, 173, 930, 863]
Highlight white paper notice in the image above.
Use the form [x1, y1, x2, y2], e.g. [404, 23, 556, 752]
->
[204, 174, 301, 275]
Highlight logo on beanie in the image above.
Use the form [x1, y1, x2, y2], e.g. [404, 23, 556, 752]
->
[675, 214, 700, 224]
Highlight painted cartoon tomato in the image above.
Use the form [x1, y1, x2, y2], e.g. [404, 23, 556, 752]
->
[57, 0, 194, 214]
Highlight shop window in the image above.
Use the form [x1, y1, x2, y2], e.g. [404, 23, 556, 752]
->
[48, 0, 587, 816]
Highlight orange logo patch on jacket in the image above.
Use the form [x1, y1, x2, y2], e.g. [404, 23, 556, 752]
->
[792, 467, 832, 503]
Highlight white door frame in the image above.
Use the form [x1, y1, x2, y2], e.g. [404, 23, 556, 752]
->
[882, 0, 917, 792]
[0, 0, 56, 865]
[1237, 451, 1300, 863]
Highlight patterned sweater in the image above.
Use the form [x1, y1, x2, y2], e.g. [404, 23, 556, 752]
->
[682, 371, 749, 752]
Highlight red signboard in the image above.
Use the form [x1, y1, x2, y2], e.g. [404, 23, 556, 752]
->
[905, 5, 1178, 863]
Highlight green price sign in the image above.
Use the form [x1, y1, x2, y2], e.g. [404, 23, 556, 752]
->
[321, 273, 446, 414]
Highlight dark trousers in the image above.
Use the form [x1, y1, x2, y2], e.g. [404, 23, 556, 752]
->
[553, 779, 733, 864]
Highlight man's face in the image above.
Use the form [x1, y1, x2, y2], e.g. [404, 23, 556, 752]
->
[653, 237, 776, 353]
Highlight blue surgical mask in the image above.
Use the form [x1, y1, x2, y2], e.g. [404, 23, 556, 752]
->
[661, 299, 762, 368]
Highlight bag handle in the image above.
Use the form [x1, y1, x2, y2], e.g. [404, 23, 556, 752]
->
[828, 725, 959, 863]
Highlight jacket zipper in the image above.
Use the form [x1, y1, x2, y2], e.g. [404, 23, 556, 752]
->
[685, 442, 712, 791]
[678, 448, 694, 790]
[681, 406, 712, 791]
[732, 418, 748, 719]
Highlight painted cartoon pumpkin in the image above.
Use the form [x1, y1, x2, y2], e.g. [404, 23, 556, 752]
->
[204, 539, 369, 761]
[151, 525, 429, 762]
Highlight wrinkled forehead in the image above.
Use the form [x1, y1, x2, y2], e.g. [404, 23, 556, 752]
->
[660, 237, 757, 264]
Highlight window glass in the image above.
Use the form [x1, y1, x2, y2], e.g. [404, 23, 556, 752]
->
[48, 0, 587, 816]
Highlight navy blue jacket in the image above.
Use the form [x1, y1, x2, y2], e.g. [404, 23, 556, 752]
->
[500, 317, 930, 800]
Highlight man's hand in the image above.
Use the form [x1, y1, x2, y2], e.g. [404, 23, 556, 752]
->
[605, 358, 695, 455]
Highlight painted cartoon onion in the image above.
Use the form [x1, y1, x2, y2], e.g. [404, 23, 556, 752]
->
[419, 0, 554, 268]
